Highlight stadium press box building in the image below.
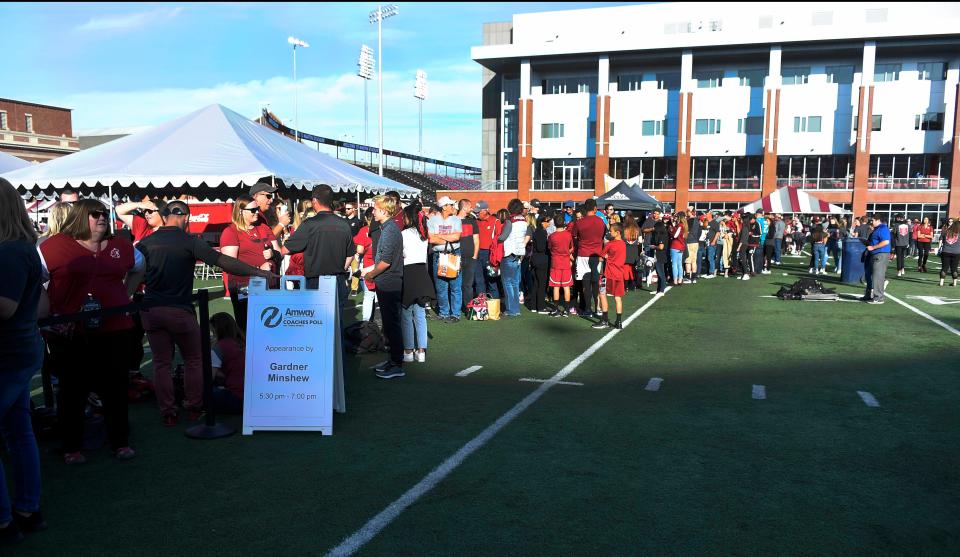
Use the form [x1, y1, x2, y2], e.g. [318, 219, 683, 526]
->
[444, 2, 960, 224]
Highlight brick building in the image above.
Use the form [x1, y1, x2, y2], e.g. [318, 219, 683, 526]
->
[443, 2, 960, 224]
[0, 98, 79, 163]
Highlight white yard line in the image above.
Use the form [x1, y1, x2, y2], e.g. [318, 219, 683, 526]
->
[644, 377, 663, 392]
[886, 293, 960, 337]
[324, 286, 672, 557]
[518, 378, 583, 386]
[857, 391, 880, 407]
[455, 365, 483, 378]
[752, 384, 766, 400]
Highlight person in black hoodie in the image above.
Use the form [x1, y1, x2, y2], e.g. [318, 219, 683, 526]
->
[529, 215, 551, 313]
[652, 219, 670, 295]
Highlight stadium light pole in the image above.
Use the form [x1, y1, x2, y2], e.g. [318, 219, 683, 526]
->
[357, 44, 375, 159]
[370, 4, 398, 176]
[414, 69, 428, 173]
[288, 36, 309, 142]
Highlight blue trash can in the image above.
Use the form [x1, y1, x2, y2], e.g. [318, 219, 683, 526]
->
[841, 238, 866, 284]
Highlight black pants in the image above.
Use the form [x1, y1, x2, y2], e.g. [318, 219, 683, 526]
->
[580, 255, 602, 314]
[532, 263, 548, 311]
[741, 247, 755, 276]
[895, 246, 908, 271]
[460, 255, 476, 313]
[918, 242, 931, 269]
[655, 260, 667, 292]
[129, 292, 146, 371]
[941, 252, 960, 279]
[763, 245, 775, 269]
[52, 329, 132, 453]
[377, 289, 404, 365]
[229, 288, 249, 332]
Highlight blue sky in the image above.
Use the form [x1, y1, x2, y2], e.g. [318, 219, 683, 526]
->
[2, 2, 634, 167]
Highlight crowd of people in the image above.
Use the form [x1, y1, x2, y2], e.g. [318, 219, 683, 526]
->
[2, 172, 960, 543]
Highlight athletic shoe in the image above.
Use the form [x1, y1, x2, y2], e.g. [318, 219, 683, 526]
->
[808, 268, 814, 273]
[114, 447, 136, 460]
[447, 316, 461, 324]
[654, 291, 665, 297]
[613, 318, 623, 330]
[761, 270, 771, 275]
[403, 352, 415, 363]
[13, 510, 46, 533]
[415, 351, 426, 363]
[591, 320, 609, 330]
[703, 274, 716, 279]
[650, 290, 658, 295]
[372, 360, 392, 373]
[568, 307, 578, 316]
[741, 275, 750, 281]
[375, 366, 405, 379]
[867, 299, 885, 305]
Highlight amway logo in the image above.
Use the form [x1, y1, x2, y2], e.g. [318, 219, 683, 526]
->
[260, 307, 283, 328]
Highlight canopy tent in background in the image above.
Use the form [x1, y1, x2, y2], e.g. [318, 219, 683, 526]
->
[738, 186, 846, 214]
[595, 181, 663, 211]
[4, 104, 419, 201]
[0, 151, 30, 174]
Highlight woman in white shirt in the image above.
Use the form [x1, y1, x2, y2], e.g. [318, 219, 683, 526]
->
[400, 205, 436, 363]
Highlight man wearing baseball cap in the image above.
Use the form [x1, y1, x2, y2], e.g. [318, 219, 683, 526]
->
[563, 200, 576, 225]
[474, 200, 502, 300]
[427, 196, 463, 321]
[249, 182, 288, 238]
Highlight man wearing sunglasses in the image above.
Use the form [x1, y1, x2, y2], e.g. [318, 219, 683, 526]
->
[116, 198, 165, 243]
[250, 182, 288, 238]
[136, 201, 277, 426]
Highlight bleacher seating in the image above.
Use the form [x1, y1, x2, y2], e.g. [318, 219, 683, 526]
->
[352, 163, 481, 203]
[427, 174, 482, 191]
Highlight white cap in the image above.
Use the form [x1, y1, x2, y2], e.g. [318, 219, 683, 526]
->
[438, 196, 456, 207]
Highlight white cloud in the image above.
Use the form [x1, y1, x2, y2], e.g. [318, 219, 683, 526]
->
[62, 66, 481, 166]
[76, 7, 183, 32]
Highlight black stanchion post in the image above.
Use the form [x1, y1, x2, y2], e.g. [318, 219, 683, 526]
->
[185, 288, 235, 440]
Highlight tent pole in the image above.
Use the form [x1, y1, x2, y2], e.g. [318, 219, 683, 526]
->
[108, 182, 115, 233]
[357, 190, 360, 210]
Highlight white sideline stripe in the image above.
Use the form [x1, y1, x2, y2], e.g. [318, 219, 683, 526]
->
[857, 391, 880, 407]
[324, 287, 672, 557]
[519, 378, 583, 386]
[752, 384, 766, 400]
[886, 293, 960, 337]
[140, 358, 153, 369]
[645, 377, 663, 391]
[455, 365, 483, 378]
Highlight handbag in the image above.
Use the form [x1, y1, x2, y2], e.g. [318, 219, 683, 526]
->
[485, 298, 501, 320]
[437, 242, 461, 279]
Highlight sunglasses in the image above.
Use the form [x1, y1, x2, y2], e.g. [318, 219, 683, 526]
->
[242, 207, 260, 214]
[258, 193, 273, 200]
[89, 210, 109, 220]
[143, 209, 157, 216]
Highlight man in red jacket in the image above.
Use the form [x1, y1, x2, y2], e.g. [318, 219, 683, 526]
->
[474, 201, 502, 300]
[571, 198, 607, 319]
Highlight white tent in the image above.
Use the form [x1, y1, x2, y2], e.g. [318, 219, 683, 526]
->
[0, 151, 29, 174]
[4, 104, 419, 199]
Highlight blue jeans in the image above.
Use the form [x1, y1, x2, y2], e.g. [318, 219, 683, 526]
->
[0, 365, 42, 523]
[475, 249, 500, 299]
[706, 245, 717, 275]
[433, 251, 463, 318]
[774, 238, 782, 263]
[670, 249, 683, 282]
[401, 303, 429, 349]
[501, 255, 522, 315]
[828, 240, 842, 271]
[813, 244, 828, 271]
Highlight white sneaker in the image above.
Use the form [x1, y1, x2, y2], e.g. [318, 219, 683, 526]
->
[741, 275, 750, 281]
[519, 293, 525, 304]
[761, 270, 771, 275]
[415, 351, 426, 363]
[654, 292, 665, 297]
[402, 352, 415, 363]
[809, 268, 814, 273]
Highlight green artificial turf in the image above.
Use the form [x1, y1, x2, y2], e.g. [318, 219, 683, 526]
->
[8, 261, 959, 556]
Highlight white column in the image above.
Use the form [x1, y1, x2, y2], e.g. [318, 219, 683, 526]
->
[680, 50, 693, 92]
[766, 45, 782, 155]
[520, 59, 531, 99]
[520, 59, 531, 160]
[859, 41, 877, 154]
[597, 55, 609, 157]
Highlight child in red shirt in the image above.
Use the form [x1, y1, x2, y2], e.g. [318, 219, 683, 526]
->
[594, 223, 626, 329]
[548, 214, 574, 316]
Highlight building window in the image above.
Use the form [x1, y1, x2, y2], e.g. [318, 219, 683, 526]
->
[737, 69, 766, 87]
[871, 115, 882, 131]
[25, 114, 33, 134]
[642, 120, 665, 136]
[782, 67, 810, 85]
[793, 116, 822, 133]
[609, 122, 615, 137]
[695, 119, 721, 134]
[541, 123, 564, 139]
[542, 77, 594, 95]
[825, 65, 854, 84]
[694, 70, 722, 88]
[917, 62, 947, 81]
[588, 121, 595, 140]
[618, 74, 643, 91]
[874, 63, 901, 82]
[0, 111, 6, 130]
[656, 72, 680, 90]
[915, 112, 945, 131]
[737, 117, 764, 135]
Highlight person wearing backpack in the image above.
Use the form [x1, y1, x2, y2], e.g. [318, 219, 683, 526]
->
[892, 214, 911, 277]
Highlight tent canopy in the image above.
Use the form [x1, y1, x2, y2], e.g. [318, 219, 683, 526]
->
[4, 104, 419, 199]
[0, 151, 30, 174]
[738, 186, 846, 214]
[595, 181, 663, 211]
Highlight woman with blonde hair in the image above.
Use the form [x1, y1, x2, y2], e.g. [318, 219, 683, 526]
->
[219, 194, 280, 329]
[39, 201, 73, 242]
[0, 178, 47, 536]
[39, 197, 142, 464]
